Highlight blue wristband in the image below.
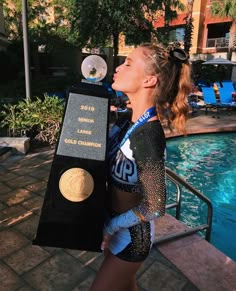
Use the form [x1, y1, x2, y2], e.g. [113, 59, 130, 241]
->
[104, 210, 141, 236]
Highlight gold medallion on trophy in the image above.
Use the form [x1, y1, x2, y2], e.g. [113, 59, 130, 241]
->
[59, 168, 94, 202]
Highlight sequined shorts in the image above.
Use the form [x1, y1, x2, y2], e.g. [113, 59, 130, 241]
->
[108, 220, 155, 262]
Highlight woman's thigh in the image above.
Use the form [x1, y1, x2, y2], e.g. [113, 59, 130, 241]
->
[110, 221, 154, 262]
[89, 251, 142, 291]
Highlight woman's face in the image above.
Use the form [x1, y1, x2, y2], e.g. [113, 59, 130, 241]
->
[112, 47, 149, 94]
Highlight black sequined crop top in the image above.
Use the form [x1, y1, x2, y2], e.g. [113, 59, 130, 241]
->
[107, 116, 166, 222]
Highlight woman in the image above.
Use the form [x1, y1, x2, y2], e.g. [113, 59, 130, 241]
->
[90, 42, 192, 291]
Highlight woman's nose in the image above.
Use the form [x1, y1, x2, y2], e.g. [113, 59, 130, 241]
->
[115, 64, 122, 72]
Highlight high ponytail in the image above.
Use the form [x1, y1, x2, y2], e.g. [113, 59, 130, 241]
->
[141, 43, 192, 134]
[169, 63, 192, 134]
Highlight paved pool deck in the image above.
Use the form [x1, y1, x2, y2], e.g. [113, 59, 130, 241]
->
[0, 109, 236, 291]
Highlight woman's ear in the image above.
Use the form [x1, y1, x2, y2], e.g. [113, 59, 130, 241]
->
[143, 75, 159, 88]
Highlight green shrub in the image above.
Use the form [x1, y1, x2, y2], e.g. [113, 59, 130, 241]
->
[0, 94, 65, 146]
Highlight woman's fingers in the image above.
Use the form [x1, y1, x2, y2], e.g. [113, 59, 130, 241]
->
[101, 233, 112, 251]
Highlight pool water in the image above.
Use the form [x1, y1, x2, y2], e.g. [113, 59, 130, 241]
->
[166, 132, 236, 261]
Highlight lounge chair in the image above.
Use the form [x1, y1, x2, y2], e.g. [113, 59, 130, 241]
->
[221, 81, 235, 92]
[201, 86, 223, 116]
[201, 87, 219, 104]
[218, 87, 236, 108]
[188, 93, 205, 115]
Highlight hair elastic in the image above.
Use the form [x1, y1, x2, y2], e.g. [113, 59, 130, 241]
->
[167, 42, 188, 62]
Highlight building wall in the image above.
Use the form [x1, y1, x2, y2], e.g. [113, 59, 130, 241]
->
[119, 0, 233, 60]
[191, 0, 206, 54]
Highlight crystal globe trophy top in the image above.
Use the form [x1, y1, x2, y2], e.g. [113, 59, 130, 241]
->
[33, 55, 110, 252]
[81, 54, 107, 83]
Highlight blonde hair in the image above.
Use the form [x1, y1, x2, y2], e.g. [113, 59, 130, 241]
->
[140, 43, 192, 134]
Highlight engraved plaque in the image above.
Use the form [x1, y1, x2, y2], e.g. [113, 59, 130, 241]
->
[33, 83, 109, 251]
[57, 93, 107, 160]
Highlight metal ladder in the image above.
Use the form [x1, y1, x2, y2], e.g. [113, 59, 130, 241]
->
[155, 167, 213, 244]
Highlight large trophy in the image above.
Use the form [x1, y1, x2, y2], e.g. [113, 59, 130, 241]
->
[33, 55, 110, 252]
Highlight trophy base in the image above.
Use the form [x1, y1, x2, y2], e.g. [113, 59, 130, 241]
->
[33, 220, 104, 252]
[33, 155, 108, 252]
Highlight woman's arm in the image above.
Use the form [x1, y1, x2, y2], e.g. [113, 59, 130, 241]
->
[105, 122, 166, 236]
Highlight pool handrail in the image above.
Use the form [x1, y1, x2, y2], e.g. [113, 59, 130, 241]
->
[155, 167, 213, 244]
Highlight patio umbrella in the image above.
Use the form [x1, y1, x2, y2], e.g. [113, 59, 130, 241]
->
[202, 57, 236, 83]
[202, 57, 236, 65]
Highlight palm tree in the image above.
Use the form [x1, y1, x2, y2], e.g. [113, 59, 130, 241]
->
[184, 0, 194, 55]
[211, 0, 236, 56]
[163, 0, 185, 42]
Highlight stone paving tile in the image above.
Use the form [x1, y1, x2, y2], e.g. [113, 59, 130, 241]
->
[82, 254, 104, 272]
[18, 155, 45, 165]
[35, 148, 55, 158]
[4, 175, 40, 189]
[19, 157, 51, 169]
[69, 265, 97, 289]
[11, 165, 42, 176]
[14, 214, 40, 240]
[24, 180, 48, 195]
[35, 189, 48, 197]
[28, 168, 51, 180]
[0, 230, 30, 258]
[0, 261, 25, 290]
[72, 270, 96, 291]
[0, 165, 5, 171]
[23, 251, 85, 291]
[29, 148, 54, 159]
[17, 285, 36, 291]
[3, 244, 51, 275]
[0, 171, 19, 182]
[38, 155, 55, 164]
[0, 181, 12, 195]
[0, 201, 6, 211]
[7, 163, 36, 175]
[21, 157, 50, 167]
[65, 249, 94, 260]
[136, 247, 200, 290]
[65, 249, 103, 272]
[38, 162, 53, 172]
[0, 188, 37, 206]
[22, 195, 44, 213]
[137, 260, 199, 291]
[136, 247, 159, 277]
[42, 246, 65, 255]
[0, 154, 23, 167]
[0, 204, 34, 229]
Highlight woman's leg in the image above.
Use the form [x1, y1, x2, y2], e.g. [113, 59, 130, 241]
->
[125, 278, 139, 291]
[89, 250, 142, 291]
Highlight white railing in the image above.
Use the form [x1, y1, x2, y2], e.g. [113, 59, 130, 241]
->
[155, 167, 213, 244]
[207, 37, 229, 48]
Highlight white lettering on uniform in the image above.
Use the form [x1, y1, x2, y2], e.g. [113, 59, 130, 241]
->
[112, 151, 136, 183]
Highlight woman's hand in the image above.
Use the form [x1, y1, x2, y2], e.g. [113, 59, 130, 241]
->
[110, 105, 117, 112]
[101, 232, 112, 252]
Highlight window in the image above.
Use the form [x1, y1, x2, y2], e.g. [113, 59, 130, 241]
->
[169, 27, 185, 42]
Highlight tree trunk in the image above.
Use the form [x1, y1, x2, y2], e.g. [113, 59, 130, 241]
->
[164, 5, 171, 43]
[113, 31, 119, 72]
[229, 21, 236, 59]
[184, 0, 194, 54]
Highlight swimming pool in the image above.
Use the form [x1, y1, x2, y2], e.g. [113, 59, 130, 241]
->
[166, 132, 236, 261]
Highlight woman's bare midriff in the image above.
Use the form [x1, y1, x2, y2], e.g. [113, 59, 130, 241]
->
[110, 185, 142, 214]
